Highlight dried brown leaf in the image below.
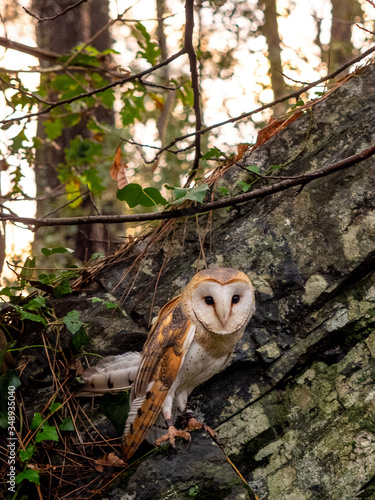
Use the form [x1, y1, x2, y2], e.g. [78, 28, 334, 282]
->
[95, 452, 125, 468]
[110, 146, 129, 189]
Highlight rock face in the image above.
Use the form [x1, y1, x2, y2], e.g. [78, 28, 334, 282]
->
[17, 64, 375, 499]
[105, 430, 256, 500]
[89, 63, 375, 499]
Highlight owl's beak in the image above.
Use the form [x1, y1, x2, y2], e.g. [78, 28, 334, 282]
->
[217, 307, 230, 327]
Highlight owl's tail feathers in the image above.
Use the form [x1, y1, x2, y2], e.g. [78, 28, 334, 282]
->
[75, 352, 142, 396]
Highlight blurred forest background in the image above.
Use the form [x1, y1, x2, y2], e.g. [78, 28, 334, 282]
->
[0, 0, 374, 285]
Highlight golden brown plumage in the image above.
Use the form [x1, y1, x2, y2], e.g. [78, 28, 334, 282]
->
[77, 268, 255, 463]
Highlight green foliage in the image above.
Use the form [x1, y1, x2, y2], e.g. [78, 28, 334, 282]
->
[133, 22, 161, 65]
[15, 469, 40, 486]
[19, 444, 35, 462]
[64, 137, 102, 167]
[120, 89, 146, 127]
[91, 297, 120, 309]
[170, 184, 209, 205]
[59, 417, 74, 431]
[201, 147, 223, 160]
[62, 310, 84, 335]
[99, 392, 130, 434]
[117, 183, 167, 208]
[246, 165, 261, 175]
[35, 425, 59, 442]
[62, 309, 89, 349]
[41, 247, 72, 256]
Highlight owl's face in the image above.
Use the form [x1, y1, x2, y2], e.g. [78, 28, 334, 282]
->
[182, 268, 255, 335]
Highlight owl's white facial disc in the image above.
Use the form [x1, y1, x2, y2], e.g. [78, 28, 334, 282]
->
[191, 280, 255, 334]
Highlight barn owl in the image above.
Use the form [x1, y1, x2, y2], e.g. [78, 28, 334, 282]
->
[77, 268, 255, 462]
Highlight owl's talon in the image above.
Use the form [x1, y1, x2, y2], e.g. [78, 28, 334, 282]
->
[185, 417, 224, 448]
[155, 425, 191, 450]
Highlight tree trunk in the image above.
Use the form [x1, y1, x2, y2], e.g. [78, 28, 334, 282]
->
[326, 0, 363, 71]
[32, 0, 114, 261]
[260, 0, 286, 116]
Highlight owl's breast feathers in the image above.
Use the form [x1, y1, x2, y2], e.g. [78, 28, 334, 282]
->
[122, 297, 196, 462]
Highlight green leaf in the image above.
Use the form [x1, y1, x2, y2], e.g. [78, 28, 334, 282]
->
[63, 310, 84, 335]
[201, 147, 222, 160]
[36, 425, 59, 442]
[20, 256, 35, 286]
[238, 180, 251, 192]
[17, 308, 47, 326]
[100, 392, 130, 434]
[100, 88, 115, 108]
[120, 94, 145, 126]
[59, 417, 74, 431]
[64, 137, 102, 167]
[10, 128, 28, 153]
[38, 273, 56, 284]
[72, 327, 90, 350]
[24, 296, 46, 311]
[171, 184, 209, 205]
[91, 297, 102, 303]
[117, 183, 167, 208]
[44, 119, 64, 140]
[53, 278, 72, 298]
[81, 167, 105, 196]
[105, 302, 119, 309]
[30, 412, 44, 430]
[49, 402, 62, 413]
[19, 444, 35, 462]
[134, 22, 161, 65]
[15, 469, 40, 485]
[41, 246, 72, 256]
[218, 187, 229, 196]
[0, 286, 16, 297]
[246, 165, 260, 175]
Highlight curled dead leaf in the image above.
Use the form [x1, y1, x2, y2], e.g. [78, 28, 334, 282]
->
[95, 452, 125, 468]
[110, 146, 129, 190]
[233, 143, 250, 162]
[253, 113, 302, 150]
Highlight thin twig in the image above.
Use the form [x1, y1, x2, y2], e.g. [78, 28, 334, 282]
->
[23, 0, 88, 23]
[2, 142, 375, 227]
[356, 24, 375, 36]
[184, 0, 202, 187]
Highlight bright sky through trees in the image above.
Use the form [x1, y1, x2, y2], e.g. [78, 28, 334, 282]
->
[0, 0, 374, 280]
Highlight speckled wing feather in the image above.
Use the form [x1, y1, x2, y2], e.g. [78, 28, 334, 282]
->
[122, 297, 195, 462]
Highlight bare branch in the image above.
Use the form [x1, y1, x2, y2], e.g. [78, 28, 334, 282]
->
[23, 0, 88, 23]
[0, 35, 60, 62]
[2, 142, 375, 228]
[355, 24, 375, 36]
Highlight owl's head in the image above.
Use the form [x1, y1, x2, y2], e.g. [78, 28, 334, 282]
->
[181, 268, 255, 335]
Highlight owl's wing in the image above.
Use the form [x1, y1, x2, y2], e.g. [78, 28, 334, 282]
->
[122, 297, 195, 462]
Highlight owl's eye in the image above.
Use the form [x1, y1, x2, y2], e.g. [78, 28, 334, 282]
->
[232, 294, 240, 304]
[204, 296, 214, 305]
